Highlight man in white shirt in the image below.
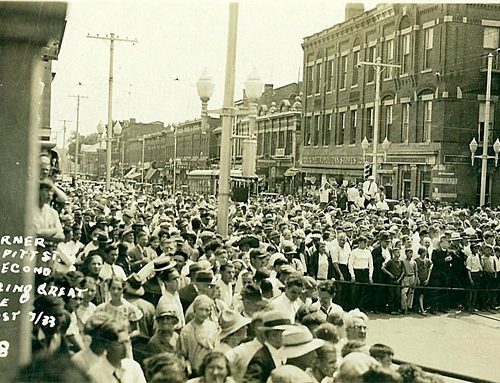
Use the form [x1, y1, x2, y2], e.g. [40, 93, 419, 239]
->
[270, 275, 304, 323]
[348, 236, 373, 311]
[216, 262, 235, 308]
[87, 321, 146, 383]
[362, 176, 378, 202]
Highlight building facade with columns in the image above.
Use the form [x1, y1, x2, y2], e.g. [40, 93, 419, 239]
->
[301, 3, 500, 206]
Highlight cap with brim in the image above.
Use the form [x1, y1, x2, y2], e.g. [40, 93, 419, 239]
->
[281, 325, 325, 359]
[97, 233, 113, 245]
[156, 308, 179, 321]
[219, 309, 252, 340]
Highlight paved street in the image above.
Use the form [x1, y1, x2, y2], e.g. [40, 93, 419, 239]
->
[367, 311, 500, 382]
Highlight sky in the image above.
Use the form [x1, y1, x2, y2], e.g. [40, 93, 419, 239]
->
[50, 0, 493, 146]
[50, 0, 381, 146]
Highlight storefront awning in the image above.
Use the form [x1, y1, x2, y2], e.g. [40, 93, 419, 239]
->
[284, 167, 300, 177]
[124, 167, 137, 178]
[145, 168, 158, 181]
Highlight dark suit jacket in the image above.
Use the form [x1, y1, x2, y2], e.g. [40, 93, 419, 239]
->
[371, 245, 390, 283]
[178, 283, 199, 313]
[143, 277, 163, 306]
[308, 250, 335, 280]
[430, 247, 451, 283]
[243, 345, 277, 383]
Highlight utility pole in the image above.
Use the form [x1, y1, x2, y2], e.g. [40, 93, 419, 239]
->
[358, 57, 400, 181]
[87, 32, 137, 190]
[70, 93, 88, 180]
[59, 119, 72, 175]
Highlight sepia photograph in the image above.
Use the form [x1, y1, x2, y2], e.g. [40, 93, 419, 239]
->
[1, 0, 500, 382]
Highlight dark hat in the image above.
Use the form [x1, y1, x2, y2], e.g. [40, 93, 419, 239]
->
[269, 230, 281, 239]
[379, 231, 391, 241]
[96, 216, 108, 224]
[188, 262, 206, 277]
[125, 273, 145, 297]
[95, 204, 105, 212]
[242, 284, 262, 302]
[250, 249, 267, 259]
[194, 269, 215, 284]
[97, 233, 112, 245]
[133, 217, 146, 227]
[121, 228, 134, 238]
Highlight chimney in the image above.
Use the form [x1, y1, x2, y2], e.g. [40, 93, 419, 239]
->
[264, 84, 273, 94]
[345, 3, 364, 20]
[129, 118, 136, 124]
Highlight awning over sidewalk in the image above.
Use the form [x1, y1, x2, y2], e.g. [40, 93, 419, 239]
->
[284, 167, 300, 177]
[145, 168, 158, 181]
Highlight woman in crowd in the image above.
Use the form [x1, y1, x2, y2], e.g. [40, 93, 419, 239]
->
[187, 352, 235, 383]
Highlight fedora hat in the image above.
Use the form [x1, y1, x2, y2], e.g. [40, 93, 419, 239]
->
[281, 325, 324, 359]
[259, 310, 293, 331]
[194, 269, 215, 284]
[153, 258, 176, 273]
[218, 309, 251, 340]
[96, 233, 113, 245]
[125, 273, 145, 297]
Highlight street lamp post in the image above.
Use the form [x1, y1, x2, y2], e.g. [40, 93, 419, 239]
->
[242, 68, 263, 178]
[97, 121, 105, 181]
[361, 136, 369, 164]
[197, 68, 215, 134]
[113, 121, 122, 181]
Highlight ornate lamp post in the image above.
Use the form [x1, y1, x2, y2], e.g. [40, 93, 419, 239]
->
[242, 68, 263, 178]
[470, 137, 500, 206]
[197, 68, 215, 133]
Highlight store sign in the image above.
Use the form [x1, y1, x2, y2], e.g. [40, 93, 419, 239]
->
[302, 155, 363, 166]
[444, 155, 470, 165]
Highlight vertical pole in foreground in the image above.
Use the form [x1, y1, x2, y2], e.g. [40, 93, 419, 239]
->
[106, 34, 115, 191]
[217, 2, 238, 238]
[480, 53, 493, 207]
[372, 57, 382, 181]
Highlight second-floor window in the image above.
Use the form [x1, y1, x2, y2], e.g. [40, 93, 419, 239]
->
[350, 110, 357, 144]
[322, 113, 331, 146]
[401, 33, 411, 74]
[484, 27, 500, 49]
[352, 51, 360, 86]
[337, 112, 346, 145]
[384, 39, 394, 79]
[326, 59, 334, 92]
[315, 62, 322, 94]
[306, 66, 314, 95]
[367, 46, 376, 83]
[313, 115, 321, 146]
[304, 116, 312, 146]
[285, 130, 293, 155]
[365, 107, 374, 142]
[424, 28, 433, 69]
[381, 104, 393, 143]
[340, 55, 348, 89]
[402, 103, 410, 143]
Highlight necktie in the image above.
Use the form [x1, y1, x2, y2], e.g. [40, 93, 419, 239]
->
[113, 369, 123, 383]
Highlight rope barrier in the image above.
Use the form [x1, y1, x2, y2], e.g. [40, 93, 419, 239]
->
[332, 278, 500, 292]
[392, 358, 497, 383]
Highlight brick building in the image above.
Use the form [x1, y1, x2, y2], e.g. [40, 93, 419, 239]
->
[114, 117, 220, 186]
[226, 82, 303, 193]
[301, 3, 500, 206]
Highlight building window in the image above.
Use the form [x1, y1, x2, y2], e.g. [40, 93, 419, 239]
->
[402, 103, 410, 143]
[306, 66, 313, 95]
[352, 51, 360, 86]
[484, 27, 500, 49]
[326, 60, 334, 92]
[381, 104, 393, 143]
[315, 62, 322, 94]
[384, 39, 394, 79]
[401, 33, 411, 74]
[340, 55, 348, 89]
[304, 116, 312, 146]
[367, 46, 376, 83]
[322, 113, 331, 146]
[365, 107, 374, 142]
[350, 110, 357, 144]
[417, 99, 432, 142]
[278, 130, 285, 149]
[424, 28, 433, 69]
[285, 130, 293, 155]
[313, 115, 320, 146]
[271, 131, 278, 154]
[337, 112, 346, 145]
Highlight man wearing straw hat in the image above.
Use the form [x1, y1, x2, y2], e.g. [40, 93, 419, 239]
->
[215, 309, 251, 353]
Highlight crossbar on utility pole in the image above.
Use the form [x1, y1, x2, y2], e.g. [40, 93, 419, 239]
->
[359, 57, 400, 181]
[87, 33, 137, 190]
[70, 93, 88, 180]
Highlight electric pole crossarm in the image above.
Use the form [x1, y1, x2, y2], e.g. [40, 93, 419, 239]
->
[87, 34, 138, 44]
[358, 60, 401, 69]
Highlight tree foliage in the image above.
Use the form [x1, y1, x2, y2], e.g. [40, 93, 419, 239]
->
[67, 132, 102, 161]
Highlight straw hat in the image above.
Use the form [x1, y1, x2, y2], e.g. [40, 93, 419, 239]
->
[259, 310, 293, 331]
[281, 325, 324, 359]
[218, 309, 251, 340]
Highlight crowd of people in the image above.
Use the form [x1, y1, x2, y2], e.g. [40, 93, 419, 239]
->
[21, 155, 500, 382]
